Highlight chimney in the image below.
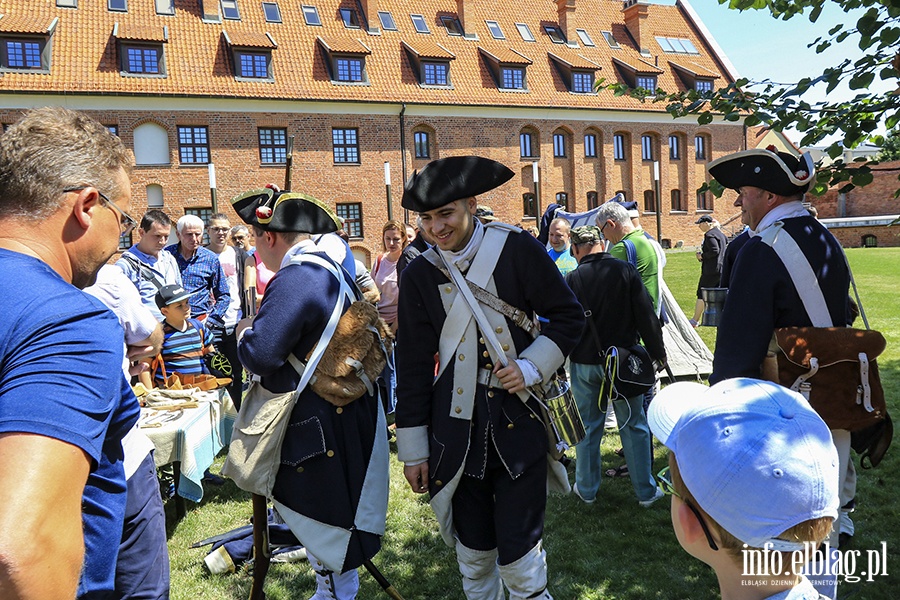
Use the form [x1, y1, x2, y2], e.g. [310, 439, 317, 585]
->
[200, 0, 220, 21]
[556, 0, 576, 45]
[622, 0, 650, 54]
[360, 0, 379, 33]
[456, 0, 467, 35]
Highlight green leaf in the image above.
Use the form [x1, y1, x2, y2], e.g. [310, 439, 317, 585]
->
[698, 111, 714, 125]
[744, 114, 762, 126]
[849, 71, 875, 89]
[850, 171, 874, 187]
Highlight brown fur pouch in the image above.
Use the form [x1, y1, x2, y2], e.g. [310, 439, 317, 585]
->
[770, 327, 887, 431]
[307, 301, 394, 407]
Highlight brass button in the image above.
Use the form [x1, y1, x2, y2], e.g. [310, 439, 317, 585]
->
[461, 336, 465, 343]
[507, 423, 514, 429]
[485, 363, 493, 370]
[455, 406, 462, 414]
[435, 480, 443, 486]
[502, 344, 510, 351]
[457, 387, 464, 394]
[530, 414, 536, 419]
[479, 337, 485, 344]
[444, 286, 452, 293]
[487, 391, 494, 398]
[326, 450, 334, 457]
[482, 351, 489, 358]
[458, 354, 465, 361]
[495, 326, 503, 333]
[296, 466, 304, 473]
[336, 407, 343, 414]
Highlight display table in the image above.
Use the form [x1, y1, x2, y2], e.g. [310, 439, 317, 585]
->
[139, 388, 236, 516]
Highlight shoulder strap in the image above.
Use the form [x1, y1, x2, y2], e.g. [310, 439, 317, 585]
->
[760, 222, 833, 327]
[122, 252, 167, 290]
[622, 239, 638, 268]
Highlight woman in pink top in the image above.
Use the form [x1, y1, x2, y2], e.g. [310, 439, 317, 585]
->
[372, 220, 407, 334]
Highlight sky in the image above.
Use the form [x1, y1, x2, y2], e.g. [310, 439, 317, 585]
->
[663, 0, 894, 140]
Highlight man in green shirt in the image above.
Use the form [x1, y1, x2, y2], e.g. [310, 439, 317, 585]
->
[595, 202, 660, 314]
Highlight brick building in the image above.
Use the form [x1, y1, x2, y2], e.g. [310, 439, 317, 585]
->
[0, 0, 747, 262]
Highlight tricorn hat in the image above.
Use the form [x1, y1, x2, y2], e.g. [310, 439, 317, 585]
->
[707, 147, 815, 197]
[231, 187, 340, 234]
[695, 215, 714, 224]
[402, 156, 514, 212]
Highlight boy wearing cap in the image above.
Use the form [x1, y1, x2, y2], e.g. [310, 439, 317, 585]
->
[690, 215, 728, 327]
[146, 284, 214, 386]
[395, 156, 584, 600]
[649, 378, 839, 599]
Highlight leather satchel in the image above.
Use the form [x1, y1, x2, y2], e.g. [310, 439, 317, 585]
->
[770, 327, 886, 432]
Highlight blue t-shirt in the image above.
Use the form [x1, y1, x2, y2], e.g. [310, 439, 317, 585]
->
[547, 246, 578, 276]
[0, 249, 139, 598]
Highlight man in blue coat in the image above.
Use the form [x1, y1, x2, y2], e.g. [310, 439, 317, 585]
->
[395, 156, 584, 600]
[234, 187, 389, 600]
[707, 147, 855, 558]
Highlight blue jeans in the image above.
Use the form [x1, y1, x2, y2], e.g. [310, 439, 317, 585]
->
[570, 362, 657, 502]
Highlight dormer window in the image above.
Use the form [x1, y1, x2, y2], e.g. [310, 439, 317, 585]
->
[114, 23, 168, 77]
[340, 8, 360, 29]
[669, 61, 720, 93]
[378, 11, 397, 31]
[224, 31, 277, 81]
[636, 75, 656, 90]
[0, 17, 58, 72]
[695, 79, 713, 92]
[485, 20, 504, 39]
[544, 25, 565, 44]
[317, 36, 371, 85]
[402, 39, 455, 88]
[548, 52, 600, 94]
[410, 14, 430, 34]
[302, 5, 321, 26]
[479, 47, 532, 91]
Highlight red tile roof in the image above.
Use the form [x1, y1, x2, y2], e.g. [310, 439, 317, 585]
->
[317, 35, 372, 54]
[401, 39, 455, 60]
[225, 31, 277, 49]
[0, 0, 734, 110]
[611, 55, 664, 74]
[113, 23, 167, 42]
[548, 51, 601, 71]
[478, 46, 533, 65]
[668, 59, 719, 79]
[0, 15, 55, 34]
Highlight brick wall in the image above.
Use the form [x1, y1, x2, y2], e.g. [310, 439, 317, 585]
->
[1, 107, 745, 261]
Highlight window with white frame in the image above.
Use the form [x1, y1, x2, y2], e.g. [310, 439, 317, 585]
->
[414, 131, 430, 159]
[262, 2, 281, 22]
[302, 5, 321, 26]
[553, 133, 566, 158]
[520, 132, 535, 158]
[669, 135, 680, 160]
[516, 23, 535, 42]
[221, 0, 240, 19]
[485, 21, 504, 39]
[613, 134, 625, 160]
[584, 133, 597, 158]
[695, 135, 707, 160]
[410, 14, 430, 34]
[575, 29, 594, 46]
[340, 8, 360, 28]
[378, 11, 397, 30]
[641, 135, 653, 161]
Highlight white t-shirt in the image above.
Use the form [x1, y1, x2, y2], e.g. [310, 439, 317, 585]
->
[216, 245, 242, 328]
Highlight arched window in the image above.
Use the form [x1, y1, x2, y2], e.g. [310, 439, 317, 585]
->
[643, 189, 656, 213]
[587, 191, 598, 209]
[861, 234, 878, 248]
[523, 193, 537, 217]
[133, 122, 170, 165]
[520, 127, 539, 159]
[555, 192, 568, 209]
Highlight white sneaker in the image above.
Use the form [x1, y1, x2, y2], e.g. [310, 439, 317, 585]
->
[638, 487, 664, 508]
[573, 483, 595, 504]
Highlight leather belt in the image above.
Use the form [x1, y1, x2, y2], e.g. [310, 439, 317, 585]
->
[476, 368, 504, 390]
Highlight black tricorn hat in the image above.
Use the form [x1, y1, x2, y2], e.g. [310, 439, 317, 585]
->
[707, 147, 815, 197]
[231, 187, 340, 234]
[402, 156, 515, 212]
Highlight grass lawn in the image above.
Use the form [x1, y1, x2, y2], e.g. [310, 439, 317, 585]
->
[166, 247, 899, 599]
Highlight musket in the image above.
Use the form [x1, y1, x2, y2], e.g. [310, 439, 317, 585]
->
[363, 558, 405, 600]
[190, 523, 253, 548]
[284, 135, 294, 192]
[248, 494, 270, 600]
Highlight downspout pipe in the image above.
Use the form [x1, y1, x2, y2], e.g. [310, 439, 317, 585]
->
[399, 103, 408, 223]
